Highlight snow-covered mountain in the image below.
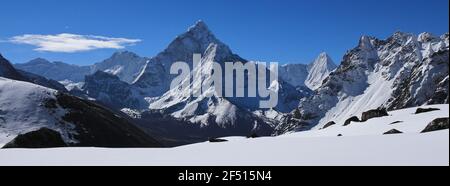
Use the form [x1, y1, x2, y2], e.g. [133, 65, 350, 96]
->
[90, 51, 149, 84]
[305, 52, 337, 90]
[279, 64, 309, 88]
[14, 58, 91, 83]
[136, 21, 309, 137]
[279, 52, 337, 90]
[1, 54, 67, 92]
[275, 32, 449, 135]
[82, 71, 146, 109]
[132, 21, 242, 97]
[14, 51, 148, 88]
[0, 77, 161, 148]
[74, 21, 310, 138]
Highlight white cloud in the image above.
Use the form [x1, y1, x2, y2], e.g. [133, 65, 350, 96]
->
[9, 33, 141, 53]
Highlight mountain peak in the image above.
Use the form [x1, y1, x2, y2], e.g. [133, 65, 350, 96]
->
[310, 52, 335, 68]
[111, 50, 139, 59]
[418, 32, 438, 43]
[160, 20, 229, 58]
[188, 20, 210, 32]
[318, 52, 331, 60]
[305, 52, 337, 90]
[181, 20, 217, 45]
[358, 35, 376, 50]
[28, 58, 51, 65]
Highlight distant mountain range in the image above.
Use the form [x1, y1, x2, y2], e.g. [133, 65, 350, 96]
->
[1, 21, 448, 147]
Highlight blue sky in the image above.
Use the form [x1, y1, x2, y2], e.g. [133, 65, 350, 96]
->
[0, 0, 448, 65]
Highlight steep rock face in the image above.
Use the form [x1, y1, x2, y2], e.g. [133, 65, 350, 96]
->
[275, 32, 449, 134]
[279, 64, 309, 88]
[82, 71, 145, 109]
[0, 54, 27, 81]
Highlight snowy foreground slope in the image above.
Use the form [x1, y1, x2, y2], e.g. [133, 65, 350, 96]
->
[0, 77, 161, 148]
[0, 105, 448, 166]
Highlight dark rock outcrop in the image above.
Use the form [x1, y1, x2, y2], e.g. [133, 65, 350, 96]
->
[390, 121, 404, 125]
[383, 129, 403, 135]
[361, 109, 388, 121]
[344, 116, 360, 126]
[247, 132, 260, 138]
[322, 121, 336, 129]
[415, 108, 440, 114]
[54, 93, 162, 147]
[208, 138, 228, 143]
[2, 128, 67, 148]
[82, 71, 143, 109]
[421, 118, 449, 133]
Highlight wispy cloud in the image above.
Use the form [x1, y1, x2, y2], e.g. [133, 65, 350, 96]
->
[9, 33, 141, 53]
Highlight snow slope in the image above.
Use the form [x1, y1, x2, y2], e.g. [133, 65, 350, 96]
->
[0, 77, 76, 145]
[1, 105, 447, 166]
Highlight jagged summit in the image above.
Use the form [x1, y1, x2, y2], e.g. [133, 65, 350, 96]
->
[305, 52, 337, 90]
[310, 52, 335, 68]
[111, 50, 140, 59]
[133, 21, 238, 94]
[187, 20, 210, 33]
[168, 20, 225, 54]
[275, 31, 449, 135]
[418, 32, 439, 42]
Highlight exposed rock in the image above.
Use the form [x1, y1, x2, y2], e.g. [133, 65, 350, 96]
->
[390, 121, 404, 125]
[274, 32, 449, 135]
[322, 121, 336, 129]
[337, 134, 343, 137]
[383, 129, 403, 135]
[344, 116, 360, 126]
[55, 93, 162, 148]
[247, 132, 260, 139]
[82, 71, 144, 109]
[2, 128, 67, 148]
[208, 137, 228, 143]
[415, 108, 440, 114]
[361, 109, 388, 121]
[421, 118, 449, 133]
